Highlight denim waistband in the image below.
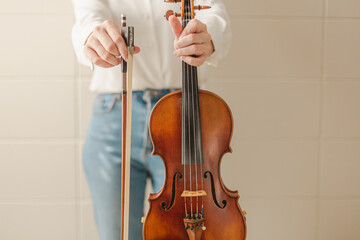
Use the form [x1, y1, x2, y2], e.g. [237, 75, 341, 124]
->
[98, 88, 180, 103]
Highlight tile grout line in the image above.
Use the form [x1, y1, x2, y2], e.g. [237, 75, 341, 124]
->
[2, 12, 359, 20]
[0, 75, 358, 82]
[0, 139, 85, 144]
[78, 62, 86, 240]
[77, 62, 85, 240]
[78, 144, 85, 240]
[0, 12, 73, 16]
[1, 136, 360, 143]
[74, 51, 82, 240]
[0, 201, 78, 205]
[239, 196, 360, 201]
[1, 137, 360, 144]
[229, 14, 360, 21]
[1, 194, 358, 205]
[316, 0, 329, 238]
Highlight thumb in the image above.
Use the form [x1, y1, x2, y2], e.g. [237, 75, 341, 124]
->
[168, 15, 182, 40]
[134, 46, 141, 54]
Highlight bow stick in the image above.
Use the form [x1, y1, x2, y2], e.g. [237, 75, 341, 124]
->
[121, 14, 135, 240]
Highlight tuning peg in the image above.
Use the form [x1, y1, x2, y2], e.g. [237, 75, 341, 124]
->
[164, 0, 181, 2]
[195, 5, 211, 10]
[164, 10, 181, 20]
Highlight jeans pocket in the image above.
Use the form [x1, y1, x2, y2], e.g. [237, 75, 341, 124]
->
[93, 94, 118, 114]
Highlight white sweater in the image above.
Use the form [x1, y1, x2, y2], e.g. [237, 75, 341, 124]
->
[71, 0, 232, 92]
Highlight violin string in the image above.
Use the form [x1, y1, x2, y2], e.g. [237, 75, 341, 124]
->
[185, 58, 193, 217]
[182, 59, 187, 217]
[187, 8, 199, 217]
[188, 0, 200, 219]
[185, 1, 193, 218]
[190, 50, 199, 218]
[187, 57, 193, 218]
[194, 62, 204, 217]
[182, 10, 189, 218]
[194, 63, 202, 218]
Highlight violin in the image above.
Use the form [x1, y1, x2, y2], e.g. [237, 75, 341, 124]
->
[142, 0, 247, 239]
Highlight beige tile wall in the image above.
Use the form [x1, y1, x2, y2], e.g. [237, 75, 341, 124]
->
[0, 0, 359, 240]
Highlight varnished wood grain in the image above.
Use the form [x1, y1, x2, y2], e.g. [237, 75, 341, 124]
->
[143, 90, 247, 240]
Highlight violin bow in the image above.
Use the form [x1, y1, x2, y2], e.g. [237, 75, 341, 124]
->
[121, 14, 135, 240]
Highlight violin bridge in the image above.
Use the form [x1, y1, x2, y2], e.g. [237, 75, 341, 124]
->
[181, 190, 207, 197]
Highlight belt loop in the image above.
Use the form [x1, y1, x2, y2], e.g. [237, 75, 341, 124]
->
[114, 93, 121, 100]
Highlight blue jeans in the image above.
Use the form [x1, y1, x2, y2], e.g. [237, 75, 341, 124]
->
[83, 89, 178, 240]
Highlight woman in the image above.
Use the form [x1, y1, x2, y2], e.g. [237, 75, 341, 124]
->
[71, 0, 232, 239]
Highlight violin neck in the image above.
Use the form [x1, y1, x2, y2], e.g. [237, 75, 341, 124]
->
[181, 0, 203, 166]
[181, 0, 194, 27]
[181, 61, 203, 166]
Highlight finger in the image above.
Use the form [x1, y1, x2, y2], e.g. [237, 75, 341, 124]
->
[180, 19, 206, 38]
[103, 20, 140, 59]
[90, 38, 121, 66]
[168, 15, 183, 40]
[84, 47, 114, 68]
[117, 28, 129, 61]
[102, 22, 128, 61]
[111, 29, 140, 58]
[181, 55, 207, 67]
[134, 46, 141, 54]
[103, 22, 124, 57]
[125, 46, 140, 57]
[174, 44, 206, 57]
[175, 32, 209, 49]
[97, 29, 120, 57]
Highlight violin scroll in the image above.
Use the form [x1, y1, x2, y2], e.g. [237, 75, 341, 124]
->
[163, 0, 211, 21]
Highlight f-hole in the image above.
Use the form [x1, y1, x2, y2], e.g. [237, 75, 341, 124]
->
[204, 171, 227, 209]
[161, 172, 183, 211]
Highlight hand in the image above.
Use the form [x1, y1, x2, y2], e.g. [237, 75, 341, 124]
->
[84, 19, 140, 68]
[169, 15, 214, 67]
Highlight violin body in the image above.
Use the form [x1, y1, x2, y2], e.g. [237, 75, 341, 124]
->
[143, 90, 247, 240]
